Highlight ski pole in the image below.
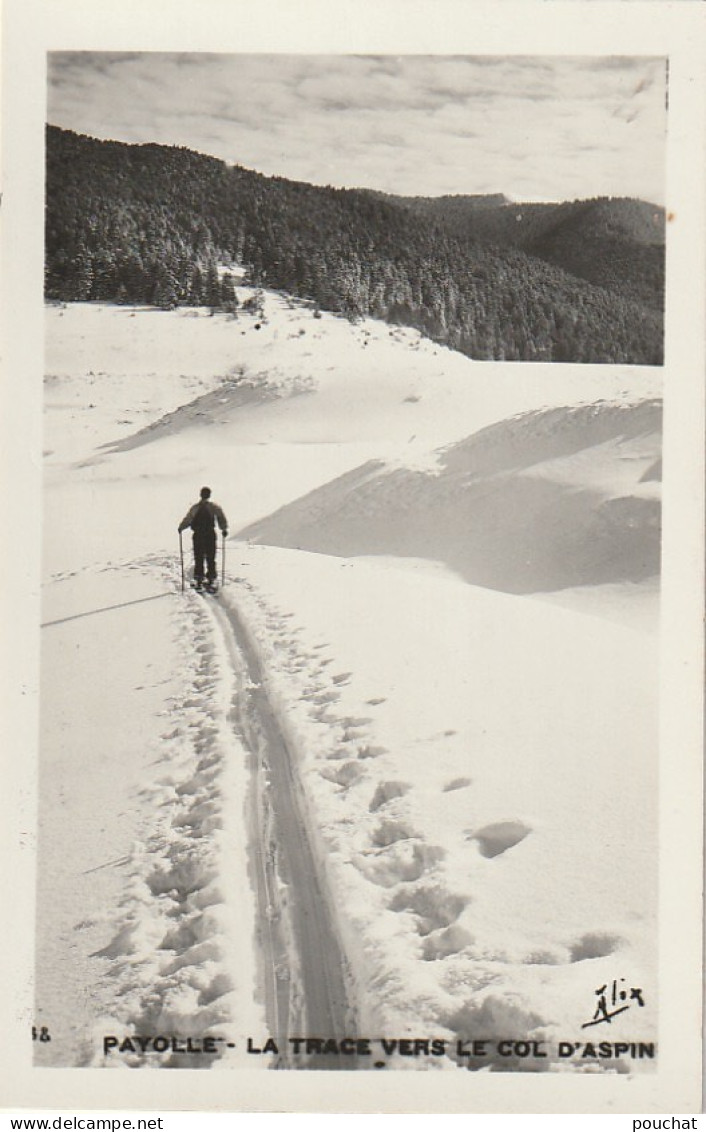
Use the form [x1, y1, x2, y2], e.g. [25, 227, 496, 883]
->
[179, 529, 185, 593]
[221, 532, 226, 588]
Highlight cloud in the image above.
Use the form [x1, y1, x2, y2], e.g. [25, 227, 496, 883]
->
[46, 53, 666, 204]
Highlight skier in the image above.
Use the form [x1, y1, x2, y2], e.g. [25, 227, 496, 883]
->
[178, 487, 228, 592]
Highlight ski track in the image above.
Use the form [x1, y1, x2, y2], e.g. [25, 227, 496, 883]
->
[206, 591, 358, 1070]
[79, 557, 358, 1070]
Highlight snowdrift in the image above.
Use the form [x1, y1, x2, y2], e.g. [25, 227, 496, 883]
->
[239, 399, 662, 594]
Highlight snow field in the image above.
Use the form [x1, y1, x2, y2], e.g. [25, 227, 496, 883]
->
[222, 546, 658, 1068]
[38, 559, 263, 1068]
[45, 297, 662, 468]
[36, 562, 185, 1066]
[40, 292, 661, 1072]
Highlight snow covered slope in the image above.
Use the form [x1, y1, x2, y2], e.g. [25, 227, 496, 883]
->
[39, 290, 661, 1072]
[239, 399, 662, 595]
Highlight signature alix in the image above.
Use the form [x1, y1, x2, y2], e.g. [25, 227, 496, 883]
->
[582, 978, 645, 1029]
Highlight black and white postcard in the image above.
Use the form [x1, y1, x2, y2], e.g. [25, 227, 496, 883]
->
[2, 0, 704, 1116]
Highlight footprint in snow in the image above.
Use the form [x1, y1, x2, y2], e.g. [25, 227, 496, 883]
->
[369, 781, 410, 811]
[319, 761, 365, 789]
[389, 884, 466, 934]
[356, 841, 444, 889]
[371, 819, 419, 847]
[422, 924, 474, 961]
[569, 931, 624, 962]
[341, 727, 367, 742]
[468, 820, 531, 858]
[443, 777, 472, 792]
[325, 747, 352, 762]
[313, 707, 339, 724]
[312, 689, 339, 706]
[357, 744, 387, 759]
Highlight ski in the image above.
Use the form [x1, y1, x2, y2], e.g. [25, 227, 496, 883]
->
[190, 582, 218, 596]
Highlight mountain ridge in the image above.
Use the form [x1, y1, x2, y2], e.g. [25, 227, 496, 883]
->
[45, 125, 664, 365]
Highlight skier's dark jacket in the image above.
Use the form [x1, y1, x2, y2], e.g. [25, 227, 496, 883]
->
[179, 500, 228, 536]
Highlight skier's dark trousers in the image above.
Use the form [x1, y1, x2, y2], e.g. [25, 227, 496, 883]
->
[178, 487, 228, 589]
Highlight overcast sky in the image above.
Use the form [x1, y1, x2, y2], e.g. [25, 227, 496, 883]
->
[47, 53, 666, 204]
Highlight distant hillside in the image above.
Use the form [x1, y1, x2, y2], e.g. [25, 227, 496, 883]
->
[396, 195, 665, 249]
[384, 195, 665, 309]
[367, 190, 511, 213]
[45, 125, 664, 364]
